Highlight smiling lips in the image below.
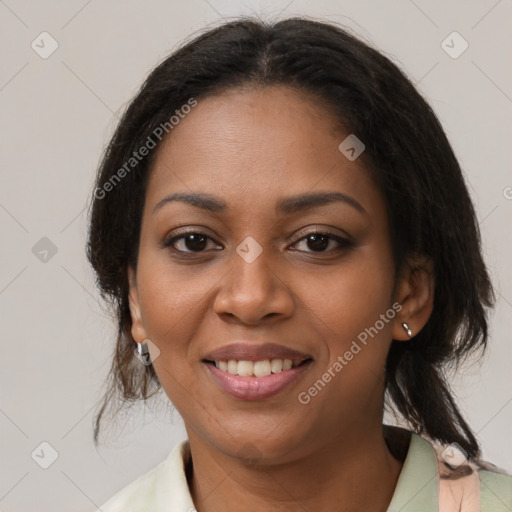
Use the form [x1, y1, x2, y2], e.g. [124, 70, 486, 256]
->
[202, 342, 313, 400]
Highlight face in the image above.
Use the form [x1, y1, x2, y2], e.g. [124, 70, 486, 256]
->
[128, 85, 414, 464]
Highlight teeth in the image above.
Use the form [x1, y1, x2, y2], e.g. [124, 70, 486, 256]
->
[214, 358, 298, 377]
[254, 360, 271, 377]
[227, 360, 238, 375]
[270, 359, 283, 373]
[237, 360, 254, 376]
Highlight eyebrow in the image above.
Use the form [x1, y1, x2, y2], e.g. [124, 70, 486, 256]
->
[152, 191, 366, 216]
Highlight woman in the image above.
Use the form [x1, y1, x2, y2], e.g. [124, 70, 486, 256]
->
[87, 16, 512, 511]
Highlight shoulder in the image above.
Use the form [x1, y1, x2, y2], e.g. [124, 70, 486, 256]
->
[98, 462, 163, 512]
[385, 426, 512, 511]
[97, 439, 194, 512]
[426, 435, 512, 511]
[478, 466, 512, 511]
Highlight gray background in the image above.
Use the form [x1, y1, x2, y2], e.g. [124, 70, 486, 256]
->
[0, 0, 510, 510]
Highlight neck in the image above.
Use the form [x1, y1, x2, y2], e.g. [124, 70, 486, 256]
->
[186, 424, 407, 512]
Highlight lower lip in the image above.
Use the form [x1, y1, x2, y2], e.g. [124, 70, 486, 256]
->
[204, 361, 313, 400]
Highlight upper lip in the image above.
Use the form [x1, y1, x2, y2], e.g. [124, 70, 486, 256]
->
[202, 342, 312, 364]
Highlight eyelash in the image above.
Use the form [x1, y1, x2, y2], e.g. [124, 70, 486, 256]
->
[162, 229, 353, 257]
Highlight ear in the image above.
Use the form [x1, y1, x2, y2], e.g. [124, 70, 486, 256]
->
[391, 254, 435, 341]
[127, 265, 148, 343]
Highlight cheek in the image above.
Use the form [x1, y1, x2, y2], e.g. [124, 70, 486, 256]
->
[134, 256, 207, 372]
[301, 254, 394, 347]
[294, 248, 395, 410]
[136, 262, 208, 410]
[135, 239, 217, 339]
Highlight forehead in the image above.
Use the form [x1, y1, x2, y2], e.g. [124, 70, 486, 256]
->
[145, 85, 382, 217]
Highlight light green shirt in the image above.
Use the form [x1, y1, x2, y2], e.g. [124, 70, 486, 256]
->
[98, 432, 512, 511]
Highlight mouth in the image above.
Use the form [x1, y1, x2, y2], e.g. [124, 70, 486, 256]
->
[202, 357, 313, 377]
[202, 357, 314, 400]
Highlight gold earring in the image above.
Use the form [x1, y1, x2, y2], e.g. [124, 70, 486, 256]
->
[402, 322, 413, 337]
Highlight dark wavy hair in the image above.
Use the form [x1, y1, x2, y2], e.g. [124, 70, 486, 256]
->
[86, 16, 494, 456]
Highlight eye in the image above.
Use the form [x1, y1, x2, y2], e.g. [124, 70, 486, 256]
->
[290, 230, 352, 253]
[163, 231, 222, 254]
[162, 228, 352, 256]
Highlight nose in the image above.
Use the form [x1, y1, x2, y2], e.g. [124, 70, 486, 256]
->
[213, 243, 295, 325]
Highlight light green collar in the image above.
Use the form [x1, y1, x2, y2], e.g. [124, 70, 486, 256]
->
[174, 431, 441, 512]
[386, 432, 439, 511]
[100, 430, 443, 511]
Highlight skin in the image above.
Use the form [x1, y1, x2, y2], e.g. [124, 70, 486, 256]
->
[128, 85, 434, 512]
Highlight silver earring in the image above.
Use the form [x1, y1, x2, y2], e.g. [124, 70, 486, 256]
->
[402, 322, 413, 337]
[136, 341, 152, 365]
[137, 341, 149, 356]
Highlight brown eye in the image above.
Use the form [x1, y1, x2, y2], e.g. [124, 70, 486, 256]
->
[291, 231, 352, 253]
[164, 232, 220, 253]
